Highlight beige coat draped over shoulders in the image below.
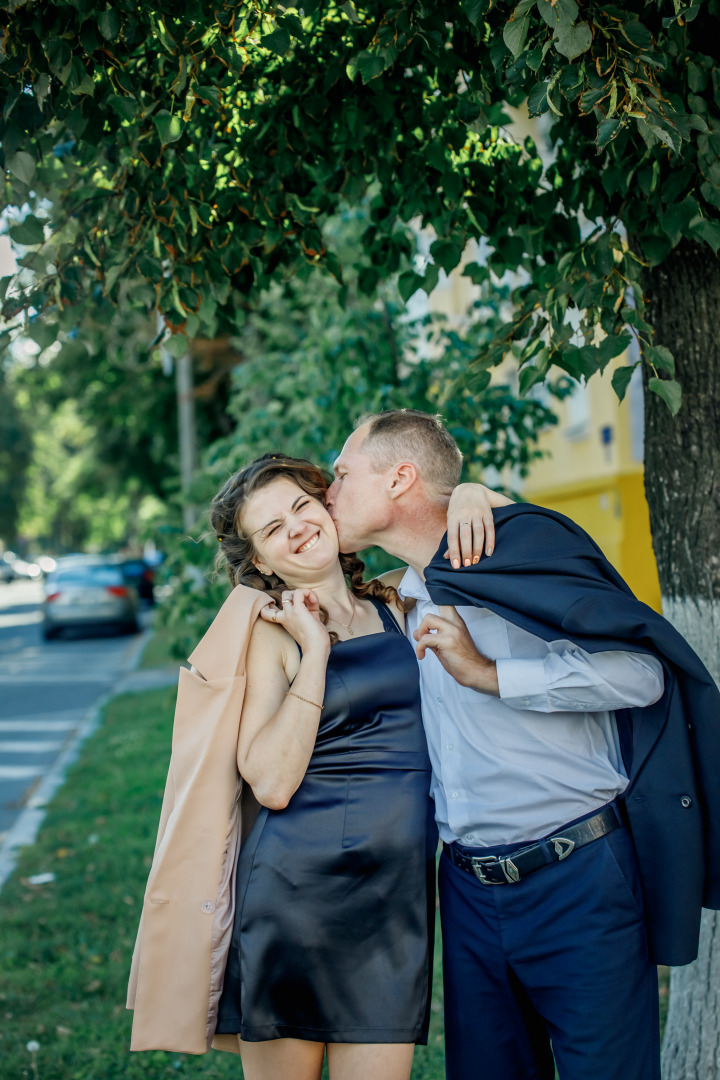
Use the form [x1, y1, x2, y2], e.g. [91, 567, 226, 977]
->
[127, 584, 268, 1055]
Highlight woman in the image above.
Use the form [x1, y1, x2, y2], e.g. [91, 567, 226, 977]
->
[210, 453, 434, 1080]
[127, 453, 498, 1076]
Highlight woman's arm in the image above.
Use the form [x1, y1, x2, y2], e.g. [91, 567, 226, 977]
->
[446, 483, 515, 568]
[237, 593, 331, 810]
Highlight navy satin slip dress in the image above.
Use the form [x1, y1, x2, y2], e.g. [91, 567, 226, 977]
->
[216, 597, 437, 1044]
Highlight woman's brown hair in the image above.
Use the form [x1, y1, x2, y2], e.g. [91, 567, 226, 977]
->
[209, 454, 397, 641]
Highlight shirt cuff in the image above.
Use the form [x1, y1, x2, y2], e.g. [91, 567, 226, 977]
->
[496, 658, 550, 710]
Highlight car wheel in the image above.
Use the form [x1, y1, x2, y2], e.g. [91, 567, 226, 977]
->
[124, 619, 140, 635]
[42, 626, 60, 641]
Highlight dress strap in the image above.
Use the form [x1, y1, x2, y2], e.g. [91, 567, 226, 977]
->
[367, 595, 404, 635]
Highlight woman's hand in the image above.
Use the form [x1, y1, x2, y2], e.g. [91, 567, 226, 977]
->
[445, 483, 515, 568]
[260, 589, 331, 653]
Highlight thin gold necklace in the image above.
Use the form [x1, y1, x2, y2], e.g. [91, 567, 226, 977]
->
[328, 595, 358, 636]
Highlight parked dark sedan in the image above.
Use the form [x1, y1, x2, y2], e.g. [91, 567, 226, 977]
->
[114, 557, 156, 604]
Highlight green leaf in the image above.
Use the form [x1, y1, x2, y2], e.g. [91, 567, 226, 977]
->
[398, 271, 424, 303]
[99, 8, 121, 41]
[9, 214, 45, 246]
[527, 81, 549, 116]
[611, 364, 638, 403]
[422, 264, 440, 294]
[518, 366, 546, 395]
[153, 110, 184, 145]
[645, 345, 675, 376]
[355, 50, 387, 83]
[195, 85, 222, 109]
[164, 333, 188, 359]
[429, 239, 463, 275]
[261, 28, 291, 55]
[339, 1, 361, 23]
[597, 117, 621, 150]
[503, 14, 530, 58]
[537, 0, 578, 29]
[462, 0, 490, 27]
[620, 21, 652, 50]
[554, 21, 592, 60]
[648, 377, 682, 415]
[108, 95, 137, 122]
[691, 217, 720, 254]
[6, 151, 36, 186]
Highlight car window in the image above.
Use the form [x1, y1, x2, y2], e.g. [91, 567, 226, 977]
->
[49, 566, 125, 587]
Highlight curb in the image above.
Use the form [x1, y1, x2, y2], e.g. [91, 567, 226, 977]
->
[0, 624, 154, 895]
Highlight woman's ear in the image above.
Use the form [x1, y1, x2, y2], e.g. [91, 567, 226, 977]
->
[253, 558, 272, 576]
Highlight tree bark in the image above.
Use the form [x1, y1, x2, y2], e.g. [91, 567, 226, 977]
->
[641, 238, 720, 1080]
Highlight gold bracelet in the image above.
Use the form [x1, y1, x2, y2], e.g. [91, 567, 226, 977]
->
[286, 690, 323, 710]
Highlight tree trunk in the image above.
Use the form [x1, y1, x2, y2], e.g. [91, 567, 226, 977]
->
[641, 238, 720, 1080]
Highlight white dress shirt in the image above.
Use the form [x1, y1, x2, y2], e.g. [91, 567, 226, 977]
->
[398, 566, 665, 847]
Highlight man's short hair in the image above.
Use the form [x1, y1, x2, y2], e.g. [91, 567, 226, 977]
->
[355, 409, 463, 494]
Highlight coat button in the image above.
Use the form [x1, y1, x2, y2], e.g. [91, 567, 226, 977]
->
[680, 796, 693, 809]
[201, 900, 215, 914]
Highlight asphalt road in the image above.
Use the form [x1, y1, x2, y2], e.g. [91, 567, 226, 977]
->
[0, 579, 148, 843]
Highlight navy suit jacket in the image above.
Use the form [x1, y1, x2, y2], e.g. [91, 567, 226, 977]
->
[424, 503, 720, 966]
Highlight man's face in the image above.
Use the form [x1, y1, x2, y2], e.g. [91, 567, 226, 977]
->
[326, 426, 392, 553]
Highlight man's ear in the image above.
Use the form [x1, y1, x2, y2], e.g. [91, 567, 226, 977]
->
[388, 462, 417, 499]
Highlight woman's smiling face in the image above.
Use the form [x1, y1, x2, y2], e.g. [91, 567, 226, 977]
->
[241, 476, 340, 585]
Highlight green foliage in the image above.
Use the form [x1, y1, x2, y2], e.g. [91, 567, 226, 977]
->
[154, 210, 563, 654]
[2, 0, 717, 415]
[0, 366, 32, 543]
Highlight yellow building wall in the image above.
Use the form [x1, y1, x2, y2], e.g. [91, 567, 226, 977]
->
[521, 357, 662, 612]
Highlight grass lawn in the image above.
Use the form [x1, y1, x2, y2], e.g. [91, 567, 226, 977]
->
[0, 687, 445, 1080]
[0, 684, 668, 1079]
[138, 622, 180, 670]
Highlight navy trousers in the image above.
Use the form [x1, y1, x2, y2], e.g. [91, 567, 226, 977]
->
[439, 822, 660, 1080]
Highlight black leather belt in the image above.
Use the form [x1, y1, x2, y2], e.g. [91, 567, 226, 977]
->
[443, 804, 621, 885]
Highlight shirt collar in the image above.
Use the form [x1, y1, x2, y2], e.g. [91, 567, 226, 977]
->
[397, 565, 431, 603]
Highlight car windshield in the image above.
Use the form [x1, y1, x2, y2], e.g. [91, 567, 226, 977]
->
[48, 566, 125, 587]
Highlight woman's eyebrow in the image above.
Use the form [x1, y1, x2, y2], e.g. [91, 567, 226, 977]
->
[257, 495, 308, 535]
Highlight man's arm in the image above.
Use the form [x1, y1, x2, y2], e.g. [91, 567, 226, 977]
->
[414, 606, 664, 708]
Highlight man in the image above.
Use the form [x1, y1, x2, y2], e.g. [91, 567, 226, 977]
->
[325, 409, 720, 1080]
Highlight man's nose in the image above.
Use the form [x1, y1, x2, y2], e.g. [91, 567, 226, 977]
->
[326, 482, 337, 509]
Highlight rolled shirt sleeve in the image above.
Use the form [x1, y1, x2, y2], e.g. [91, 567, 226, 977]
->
[496, 645, 665, 713]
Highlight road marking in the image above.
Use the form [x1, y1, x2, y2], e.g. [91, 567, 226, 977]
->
[0, 717, 82, 732]
[0, 765, 42, 779]
[0, 740, 65, 753]
[0, 673, 117, 685]
[0, 612, 41, 628]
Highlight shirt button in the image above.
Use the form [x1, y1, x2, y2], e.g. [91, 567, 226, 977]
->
[446, 743, 454, 750]
[201, 900, 215, 914]
[452, 792, 459, 798]
[680, 795, 693, 809]
[523, 698, 531, 706]
[436, 696, 443, 704]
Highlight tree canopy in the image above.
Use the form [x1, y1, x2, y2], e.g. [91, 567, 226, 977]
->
[2, 0, 718, 415]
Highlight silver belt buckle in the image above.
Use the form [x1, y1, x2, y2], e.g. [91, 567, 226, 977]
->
[471, 854, 521, 885]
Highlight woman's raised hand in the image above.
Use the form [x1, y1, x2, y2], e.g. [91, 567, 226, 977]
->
[260, 589, 331, 653]
[445, 483, 515, 568]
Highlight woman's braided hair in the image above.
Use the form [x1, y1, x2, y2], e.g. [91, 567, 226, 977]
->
[209, 454, 398, 642]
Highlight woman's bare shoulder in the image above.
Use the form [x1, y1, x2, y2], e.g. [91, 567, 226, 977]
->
[248, 609, 301, 680]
